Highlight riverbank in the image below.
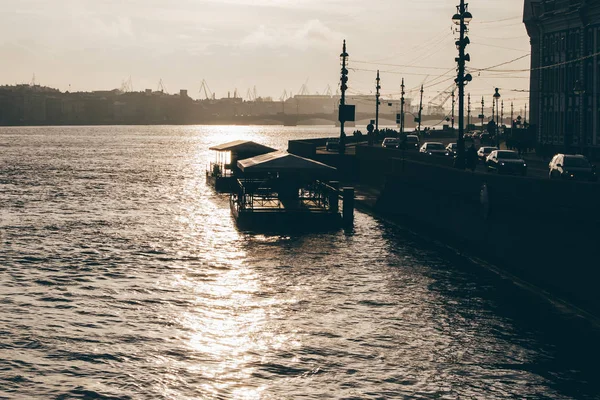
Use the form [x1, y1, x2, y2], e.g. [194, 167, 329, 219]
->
[289, 138, 600, 319]
[351, 183, 600, 327]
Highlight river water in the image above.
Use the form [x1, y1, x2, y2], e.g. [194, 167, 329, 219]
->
[1, 125, 599, 400]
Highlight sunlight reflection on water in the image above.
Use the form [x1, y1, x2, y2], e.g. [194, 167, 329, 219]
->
[0, 126, 599, 400]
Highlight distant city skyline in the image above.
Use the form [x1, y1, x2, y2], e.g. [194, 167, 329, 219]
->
[1, 0, 530, 105]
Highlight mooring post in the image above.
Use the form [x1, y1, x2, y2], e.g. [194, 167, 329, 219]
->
[342, 187, 354, 225]
[329, 181, 339, 213]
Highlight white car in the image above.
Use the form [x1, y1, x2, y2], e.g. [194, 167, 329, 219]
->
[477, 146, 498, 163]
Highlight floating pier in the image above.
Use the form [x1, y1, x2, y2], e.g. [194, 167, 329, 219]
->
[206, 140, 276, 192]
[229, 150, 351, 230]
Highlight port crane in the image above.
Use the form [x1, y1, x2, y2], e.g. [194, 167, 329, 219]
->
[279, 90, 290, 102]
[120, 76, 134, 93]
[427, 83, 456, 115]
[157, 79, 167, 93]
[199, 79, 214, 100]
[245, 86, 259, 101]
[298, 79, 310, 96]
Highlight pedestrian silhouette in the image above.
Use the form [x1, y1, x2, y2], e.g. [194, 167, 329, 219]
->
[467, 144, 477, 171]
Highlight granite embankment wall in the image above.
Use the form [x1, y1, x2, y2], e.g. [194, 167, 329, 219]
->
[356, 145, 600, 316]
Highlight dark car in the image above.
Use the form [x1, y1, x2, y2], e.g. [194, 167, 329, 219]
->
[549, 154, 598, 182]
[404, 135, 420, 150]
[486, 150, 527, 176]
[382, 137, 400, 148]
[325, 138, 339, 151]
[477, 146, 498, 163]
[419, 142, 446, 156]
[445, 143, 457, 156]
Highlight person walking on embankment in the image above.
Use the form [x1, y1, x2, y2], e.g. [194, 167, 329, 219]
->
[466, 144, 477, 171]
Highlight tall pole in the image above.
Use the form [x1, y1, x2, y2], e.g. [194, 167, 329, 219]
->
[495, 97, 499, 147]
[453, 0, 472, 169]
[510, 101, 514, 144]
[524, 104, 527, 126]
[494, 88, 500, 148]
[375, 70, 381, 133]
[511, 102, 514, 126]
[451, 90, 455, 131]
[418, 84, 424, 134]
[481, 96, 484, 131]
[467, 93, 471, 129]
[501, 100, 504, 128]
[400, 78, 405, 134]
[339, 40, 349, 155]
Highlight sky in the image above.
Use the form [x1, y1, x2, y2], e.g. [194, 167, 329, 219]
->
[0, 0, 531, 109]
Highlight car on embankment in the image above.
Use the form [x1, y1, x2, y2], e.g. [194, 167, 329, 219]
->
[405, 135, 420, 150]
[445, 143, 457, 156]
[548, 154, 598, 182]
[485, 150, 527, 176]
[382, 137, 400, 149]
[477, 146, 498, 163]
[419, 142, 446, 156]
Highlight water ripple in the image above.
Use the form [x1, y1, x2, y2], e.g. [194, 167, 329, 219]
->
[1, 126, 599, 399]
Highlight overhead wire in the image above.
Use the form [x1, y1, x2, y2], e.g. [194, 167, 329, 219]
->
[351, 60, 452, 70]
[471, 54, 531, 72]
[471, 42, 530, 52]
[472, 16, 522, 24]
[370, 28, 453, 63]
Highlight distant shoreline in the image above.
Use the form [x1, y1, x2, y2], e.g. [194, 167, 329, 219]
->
[0, 119, 435, 129]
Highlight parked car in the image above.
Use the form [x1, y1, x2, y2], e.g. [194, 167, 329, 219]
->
[485, 150, 527, 175]
[477, 146, 498, 163]
[404, 135, 420, 150]
[548, 154, 598, 182]
[445, 143, 458, 156]
[382, 137, 400, 148]
[419, 142, 446, 156]
[325, 138, 339, 151]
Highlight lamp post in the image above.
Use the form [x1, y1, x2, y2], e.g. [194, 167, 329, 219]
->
[493, 88, 501, 148]
[511, 102, 514, 127]
[451, 90, 455, 132]
[417, 84, 424, 135]
[452, 0, 473, 169]
[375, 70, 381, 133]
[480, 96, 484, 131]
[400, 78, 405, 135]
[339, 40, 349, 155]
[467, 93, 471, 129]
[501, 100, 504, 129]
[574, 79, 585, 154]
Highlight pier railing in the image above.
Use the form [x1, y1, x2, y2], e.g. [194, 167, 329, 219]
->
[206, 162, 234, 178]
[230, 179, 340, 214]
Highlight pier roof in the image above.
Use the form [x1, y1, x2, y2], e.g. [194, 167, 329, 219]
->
[238, 151, 337, 176]
[209, 140, 276, 154]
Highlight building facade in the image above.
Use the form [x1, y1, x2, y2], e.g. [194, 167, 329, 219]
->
[524, 0, 600, 157]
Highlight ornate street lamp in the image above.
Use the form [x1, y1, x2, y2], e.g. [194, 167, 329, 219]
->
[493, 88, 501, 148]
[452, 1, 473, 169]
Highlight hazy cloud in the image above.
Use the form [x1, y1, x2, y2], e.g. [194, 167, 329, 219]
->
[0, 0, 530, 102]
[242, 20, 343, 50]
